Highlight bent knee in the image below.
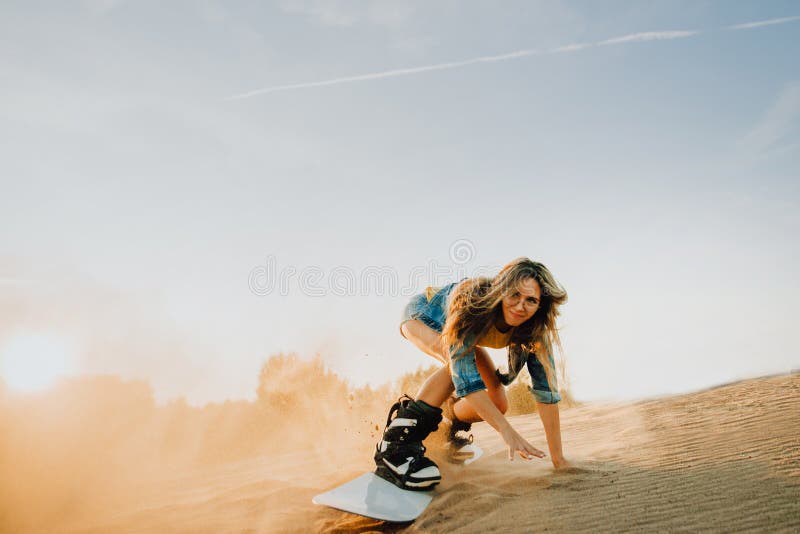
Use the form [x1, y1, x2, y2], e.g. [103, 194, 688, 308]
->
[400, 320, 411, 339]
[401, 319, 437, 339]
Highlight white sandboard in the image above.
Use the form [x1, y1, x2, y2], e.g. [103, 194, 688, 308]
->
[313, 444, 483, 522]
[313, 472, 432, 522]
[453, 443, 483, 465]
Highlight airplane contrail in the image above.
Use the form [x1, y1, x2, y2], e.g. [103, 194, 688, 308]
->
[225, 49, 545, 100]
[225, 16, 799, 100]
[598, 30, 698, 46]
[727, 15, 800, 30]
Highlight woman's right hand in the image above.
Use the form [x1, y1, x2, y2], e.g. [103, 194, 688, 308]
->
[463, 389, 547, 461]
[502, 428, 546, 461]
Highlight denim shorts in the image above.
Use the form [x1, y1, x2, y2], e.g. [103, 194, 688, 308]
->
[399, 282, 458, 336]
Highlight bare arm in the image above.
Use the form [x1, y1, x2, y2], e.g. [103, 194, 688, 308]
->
[537, 401, 572, 469]
[464, 389, 546, 461]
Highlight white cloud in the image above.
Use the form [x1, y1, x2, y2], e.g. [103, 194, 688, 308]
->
[740, 81, 800, 157]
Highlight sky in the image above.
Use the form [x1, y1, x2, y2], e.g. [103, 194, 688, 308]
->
[1, 1, 798, 405]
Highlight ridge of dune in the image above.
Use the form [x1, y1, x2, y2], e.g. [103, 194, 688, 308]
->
[402, 373, 799, 533]
[320, 373, 800, 533]
[19, 373, 800, 533]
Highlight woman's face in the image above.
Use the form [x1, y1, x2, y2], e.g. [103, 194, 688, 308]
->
[501, 277, 541, 327]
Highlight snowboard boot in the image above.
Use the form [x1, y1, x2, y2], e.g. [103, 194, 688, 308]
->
[445, 416, 476, 463]
[374, 395, 443, 491]
[447, 416, 474, 449]
[442, 395, 475, 463]
[442, 395, 474, 449]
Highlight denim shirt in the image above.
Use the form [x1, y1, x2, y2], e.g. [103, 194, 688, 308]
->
[449, 330, 561, 404]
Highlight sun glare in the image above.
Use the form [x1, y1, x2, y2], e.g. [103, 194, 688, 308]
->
[0, 334, 75, 393]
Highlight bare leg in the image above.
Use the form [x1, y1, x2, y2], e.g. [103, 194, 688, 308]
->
[400, 319, 446, 365]
[400, 320, 455, 406]
[416, 366, 455, 407]
[400, 319, 508, 417]
[453, 347, 509, 423]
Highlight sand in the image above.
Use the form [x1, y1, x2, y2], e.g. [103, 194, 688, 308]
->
[14, 373, 800, 533]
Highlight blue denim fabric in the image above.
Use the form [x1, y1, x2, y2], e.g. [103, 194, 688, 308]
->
[450, 350, 486, 397]
[399, 282, 459, 334]
[527, 354, 561, 404]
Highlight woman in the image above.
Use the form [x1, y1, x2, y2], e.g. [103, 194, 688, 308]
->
[374, 257, 572, 491]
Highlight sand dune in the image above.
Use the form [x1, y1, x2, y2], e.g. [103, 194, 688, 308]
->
[44, 372, 798, 533]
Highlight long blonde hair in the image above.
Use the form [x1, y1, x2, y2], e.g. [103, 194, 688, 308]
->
[441, 257, 568, 392]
